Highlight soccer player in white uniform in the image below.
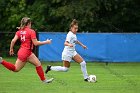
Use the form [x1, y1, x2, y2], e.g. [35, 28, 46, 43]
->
[45, 19, 89, 81]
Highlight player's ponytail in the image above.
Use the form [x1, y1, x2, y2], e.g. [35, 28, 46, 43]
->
[70, 19, 78, 30]
[17, 17, 31, 30]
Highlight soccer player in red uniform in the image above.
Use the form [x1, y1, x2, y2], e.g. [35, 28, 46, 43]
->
[0, 17, 53, 83]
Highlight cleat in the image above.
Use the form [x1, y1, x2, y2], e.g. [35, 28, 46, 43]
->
[43, 78, 54, 83]
[0, 57, 2, 64]
[45, 65, 51, 74]
[84, 78, 89, 82]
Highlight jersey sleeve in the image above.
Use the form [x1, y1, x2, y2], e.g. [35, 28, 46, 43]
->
[31, 30, 37, 39]
[65, 33, 71, 42]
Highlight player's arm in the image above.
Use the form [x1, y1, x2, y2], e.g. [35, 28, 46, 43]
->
[64, 33, 73, 47]
[64, 41, 73, 47]
[76, 40, 87, 49]
[9, 35, 19, 55]
[32, 39, 52, 46]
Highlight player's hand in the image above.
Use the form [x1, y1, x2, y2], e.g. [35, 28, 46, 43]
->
[82, 45, 88, 49]
[46, 39, 52, 44]
[9, 49, 14, 56]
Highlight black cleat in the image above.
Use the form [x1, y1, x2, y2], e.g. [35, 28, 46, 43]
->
[45, 65, 51, 74]
[84, 78, 89, 82]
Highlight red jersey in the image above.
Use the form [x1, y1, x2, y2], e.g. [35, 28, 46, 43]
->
[16, 26, 36, 50]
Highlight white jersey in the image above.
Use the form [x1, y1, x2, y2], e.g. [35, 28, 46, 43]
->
[63, 31, 77, 51]
[62, 31, 78, 61]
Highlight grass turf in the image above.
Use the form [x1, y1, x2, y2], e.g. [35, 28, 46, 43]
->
[0, 57, 140, 93]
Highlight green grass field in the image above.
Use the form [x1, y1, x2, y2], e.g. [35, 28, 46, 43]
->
[0, 57, 140, 93]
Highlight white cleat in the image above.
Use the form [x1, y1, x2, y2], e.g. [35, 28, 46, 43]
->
[0, 57, 2, 64]
[43, 78, 54, 84]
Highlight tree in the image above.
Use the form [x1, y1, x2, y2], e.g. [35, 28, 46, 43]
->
[0, 0, 140, 32]
[43, 0, 140, 32]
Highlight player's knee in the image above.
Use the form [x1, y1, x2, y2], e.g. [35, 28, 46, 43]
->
[63, 67, 69, 72]
[13, 69, 20, 72]
[80, 61, 86, 66]
[13, 67, 20, 72]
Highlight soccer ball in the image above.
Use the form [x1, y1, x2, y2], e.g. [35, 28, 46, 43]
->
[88, 75, 97, 83]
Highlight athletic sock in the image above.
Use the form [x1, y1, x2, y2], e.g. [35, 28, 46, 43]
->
[51, 66, 68, 72]
[36, 66, 46, 81]
[80, 61, 88, 79]
[1, 60, 16, 71]
[0, 57, 2, 63]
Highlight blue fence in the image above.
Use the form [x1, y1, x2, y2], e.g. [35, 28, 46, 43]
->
[38, 32, 140, 62]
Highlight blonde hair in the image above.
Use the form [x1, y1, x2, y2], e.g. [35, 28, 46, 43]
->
[70, 19, 78, 30]
[17, 17, 31, 29]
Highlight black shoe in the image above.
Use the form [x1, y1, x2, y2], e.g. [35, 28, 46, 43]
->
[45, 65, 51, 74]
[84, 78, 89, 82]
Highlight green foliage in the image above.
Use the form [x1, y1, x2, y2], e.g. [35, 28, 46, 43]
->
[94, 0, 140, 32]
[0, 0, 140, 32]
[25, 0, 46, 31]
[43, 0, 140, 32]
[0, 0, 46, 32]
[0, 0, 26, 32]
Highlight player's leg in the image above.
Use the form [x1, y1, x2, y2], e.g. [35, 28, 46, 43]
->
[27, 53, 45, 81]
[46, 61, 70, 73]
[14, 59, 26, 72]
[0, 57, 26, 72]
[73, 53, 89, 81]
[27, 53, 53, 83]
[45, 52, 71, 73]
[0, 57, 16, 71]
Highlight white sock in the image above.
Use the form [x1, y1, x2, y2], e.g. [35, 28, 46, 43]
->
[0, 57, 2, 64]
[51, 66, 69, 72]
[80, 61, 88, 79]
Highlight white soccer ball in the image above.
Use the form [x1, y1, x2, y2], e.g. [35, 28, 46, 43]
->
[88, 75, 97, 83]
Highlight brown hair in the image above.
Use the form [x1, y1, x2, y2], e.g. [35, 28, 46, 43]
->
[70, 19, 78, 30]
[17, 17, 31, 29]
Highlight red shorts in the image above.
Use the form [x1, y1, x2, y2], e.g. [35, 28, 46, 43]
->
[17, 48, 32, 62]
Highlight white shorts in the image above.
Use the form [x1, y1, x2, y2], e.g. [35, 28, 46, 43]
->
[62, 50, 77, 62]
